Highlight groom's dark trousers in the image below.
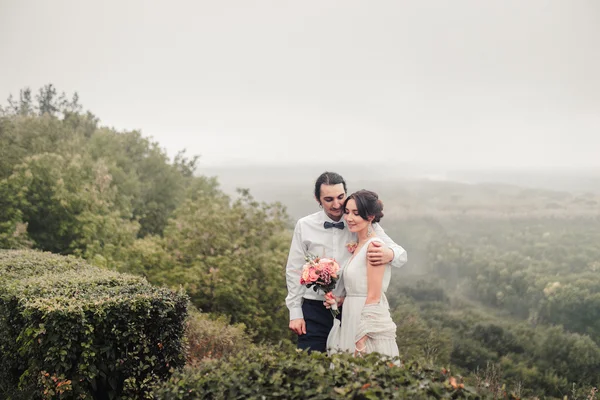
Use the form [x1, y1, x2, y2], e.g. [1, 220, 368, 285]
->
[297, 299, 340, 353]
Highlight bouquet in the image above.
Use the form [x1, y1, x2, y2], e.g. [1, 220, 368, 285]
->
[300, 254, 341, 317]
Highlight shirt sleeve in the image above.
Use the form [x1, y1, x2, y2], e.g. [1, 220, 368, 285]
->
[372, 223, 408, 269]
[285, 220, 307, 320]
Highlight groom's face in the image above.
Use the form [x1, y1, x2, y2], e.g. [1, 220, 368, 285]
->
[318, 183, 346, 222]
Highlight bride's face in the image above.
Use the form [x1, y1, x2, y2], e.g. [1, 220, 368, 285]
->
[344, 199, 370, 233]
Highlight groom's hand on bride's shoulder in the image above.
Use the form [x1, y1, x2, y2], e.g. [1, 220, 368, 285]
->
[289, 318, 306, 335]
[367, 242, 394, 266]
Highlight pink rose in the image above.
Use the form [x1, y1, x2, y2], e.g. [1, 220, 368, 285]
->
[320, 258, 340, 274]
[307, 267, 319, 283]
[300, 267, 310, 284]
[331, 262, 340, 275]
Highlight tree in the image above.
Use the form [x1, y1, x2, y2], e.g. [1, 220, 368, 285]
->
[2, 84, 81, 118]
[4, 153, 139, 258]
[130, 188, 293, 342]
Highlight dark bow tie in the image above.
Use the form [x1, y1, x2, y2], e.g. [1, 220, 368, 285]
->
[324, 221, 344, 230]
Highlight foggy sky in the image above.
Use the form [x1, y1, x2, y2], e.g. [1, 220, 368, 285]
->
[1, 0, 599, 170]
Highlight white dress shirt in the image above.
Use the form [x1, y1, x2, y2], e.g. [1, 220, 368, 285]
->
[285, 210, 408, 321]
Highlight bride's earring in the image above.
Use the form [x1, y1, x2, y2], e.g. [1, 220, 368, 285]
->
[367, 224, 373, 237]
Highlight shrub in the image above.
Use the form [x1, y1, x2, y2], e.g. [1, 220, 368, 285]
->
[450, 340, 498, 372]
[184, 307, 251, 365]
[392, 303, 453, 366]
[0, 250, 188, 399]
[152, 347, 492, 399]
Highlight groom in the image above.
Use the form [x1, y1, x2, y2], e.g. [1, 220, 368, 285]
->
[285, 171, 407, 353]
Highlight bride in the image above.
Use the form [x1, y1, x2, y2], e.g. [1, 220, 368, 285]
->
[326, 190, 400, 359]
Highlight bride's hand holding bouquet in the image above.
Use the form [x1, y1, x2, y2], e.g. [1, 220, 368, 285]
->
[300, 254, 341, 317]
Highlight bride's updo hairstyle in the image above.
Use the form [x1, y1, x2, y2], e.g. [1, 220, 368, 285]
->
[343, 190, 384, 223]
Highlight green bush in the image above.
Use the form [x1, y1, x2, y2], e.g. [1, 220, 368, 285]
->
[152, 347, 496, 399]
[184, 307, 251, 365]
[0, 250, 188, 399]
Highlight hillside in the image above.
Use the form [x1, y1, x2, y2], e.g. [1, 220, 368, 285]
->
[201, 165, 600, 398]
[2, 87, 599, 398]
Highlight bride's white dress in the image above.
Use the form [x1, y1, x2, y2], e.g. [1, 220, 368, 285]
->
[327, 237, 399, 358]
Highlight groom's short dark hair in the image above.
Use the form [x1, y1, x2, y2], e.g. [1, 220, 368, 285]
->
[314, 172, 347, 199]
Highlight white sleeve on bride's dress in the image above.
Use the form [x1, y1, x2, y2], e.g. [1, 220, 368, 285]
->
[372, 223, 407, 269]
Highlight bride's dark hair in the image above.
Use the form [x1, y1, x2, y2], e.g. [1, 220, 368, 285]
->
[343, 190, 384, 223]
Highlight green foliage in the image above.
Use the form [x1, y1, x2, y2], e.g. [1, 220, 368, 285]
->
[0, 85, 293, 347]
[138, 188, 293, 343]
[539, 278, 600, 340]
[534, 325, 600, 386]
[4, 153, 139, 258]
[392, 297, 452, 366]
[0, 113, 88, 181]
[451, 340, 498, 373]
[394, 280, 450, 304]
[0, 85, 201, 253]
[0, 178, 30, 249]
[184, 307, 252, 364]
[382, 272, 600, 398]
[421, 217, 600, 335]
[470, 324, 523, 357]
[152, 347, 490, 399]
[7, 84, 600, 398]
[0, 250, 188, 399]
[87, 129, 197, 237]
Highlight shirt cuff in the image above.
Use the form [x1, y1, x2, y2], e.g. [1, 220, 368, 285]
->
[391, 248, 407, 268]
[289, 307, 304, 321]
[392, 247, 399, 262]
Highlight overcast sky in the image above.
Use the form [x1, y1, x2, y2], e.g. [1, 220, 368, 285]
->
[1, 0, 599, 170]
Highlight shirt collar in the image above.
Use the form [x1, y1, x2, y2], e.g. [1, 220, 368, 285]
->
[320, 210, 346, 226]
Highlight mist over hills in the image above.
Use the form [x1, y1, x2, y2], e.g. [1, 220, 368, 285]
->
[447, 168, 600, 194]
[197, 163, 600, 222]
[200, 163, 600, 192]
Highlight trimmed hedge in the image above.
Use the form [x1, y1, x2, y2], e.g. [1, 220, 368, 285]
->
[152, 347, 497, 399]
[0, 250, 188, 399]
